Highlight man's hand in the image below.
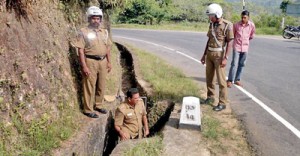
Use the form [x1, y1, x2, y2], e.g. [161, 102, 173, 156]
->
[144, 128, 149, 137]
[220, 58, 227, 68]
[201, 55, 206, 65]
[82, 66, 91, 76]
[120, 131, 130, 141]
[107, 62, 112, 73]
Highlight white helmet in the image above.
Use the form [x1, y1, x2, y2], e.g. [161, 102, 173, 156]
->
[206, 3, 223, 18]
[86, 6, 103, 18]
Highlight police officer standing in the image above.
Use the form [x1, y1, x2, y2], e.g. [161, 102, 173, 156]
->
[201, 3, 234, 111]
[74, 6, 112, 118]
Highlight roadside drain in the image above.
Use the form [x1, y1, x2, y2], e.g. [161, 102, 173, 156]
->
[102, 43, 174, 155]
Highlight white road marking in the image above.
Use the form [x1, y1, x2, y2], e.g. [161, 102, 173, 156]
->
[175, 50, 201, 64]
[235, 85, 300, 139]
[115, 36, 201, 63]
[114, 35, 300, 139]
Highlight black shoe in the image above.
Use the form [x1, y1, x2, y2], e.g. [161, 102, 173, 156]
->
[95, 108, 108, 114]
[201, 98, 214, 105]
[213, 104, 226, 111]
[83, 112, 99, 118]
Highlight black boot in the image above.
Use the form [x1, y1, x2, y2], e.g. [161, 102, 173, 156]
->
[213, 104, 226, 111]
[201, 98, 214, 105]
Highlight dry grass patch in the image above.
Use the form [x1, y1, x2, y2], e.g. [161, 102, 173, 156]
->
[124, 135, 164, 156]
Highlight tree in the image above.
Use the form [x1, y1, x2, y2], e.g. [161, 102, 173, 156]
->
[280, 0, 290, 28]
[280, 0, 290, 14]
[116, 0, 166, 24]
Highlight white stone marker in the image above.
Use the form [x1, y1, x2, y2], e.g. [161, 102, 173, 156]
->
[179, 96, 201, 130]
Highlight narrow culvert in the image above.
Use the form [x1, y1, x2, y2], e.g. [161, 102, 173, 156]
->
[102, 43, 175, 155]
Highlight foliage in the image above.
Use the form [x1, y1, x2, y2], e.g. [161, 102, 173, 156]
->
[280, 0, 290, 14]
[100, 0, 132, 9]
[117, 0, 167, 24]
[116, 0, 218, 24]
[0, 102, 79, 155]
[168, 0, 209, 22]
[58, 0, 89, 24]
[4, 0, 36, 21]
[113, 0, 300, 35]
[252, 14, 300, 29]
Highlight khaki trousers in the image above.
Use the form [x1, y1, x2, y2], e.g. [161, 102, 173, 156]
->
[206, 51, 228, 104]
[83, 58, 107, 113]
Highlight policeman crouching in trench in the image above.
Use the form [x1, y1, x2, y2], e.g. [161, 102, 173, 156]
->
[114, 88, 150, 140]
[200, 3, 234, 112]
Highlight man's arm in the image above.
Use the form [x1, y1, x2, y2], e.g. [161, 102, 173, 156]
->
[142, 115, 149, 137]
[249, 23, 256, 40]
[106, 45, 112, 73]
[78, 48, 90, 76]
[114, 108, 130, 140]
[201, 39, 210, 65]
[114, 124, 130, 141]
[221, 22, 234, 68]
[221, 39, 233, 68]
[224, 39, 233, 58]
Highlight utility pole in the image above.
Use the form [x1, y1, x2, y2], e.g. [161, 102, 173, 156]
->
[242, 0, 245, 10]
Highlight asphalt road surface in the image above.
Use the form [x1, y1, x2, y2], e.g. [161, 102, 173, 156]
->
[112, 28, 300, 156]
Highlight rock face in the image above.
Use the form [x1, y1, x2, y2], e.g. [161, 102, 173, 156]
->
[0, 1, 120, 155]
[0, 0, 79, 118]
[51, 100, 120, 156]
[0, 1, 85, 154]
[53, 113, 110, 156]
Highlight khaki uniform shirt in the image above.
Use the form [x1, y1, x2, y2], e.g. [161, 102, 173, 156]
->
[207, 19, 234, 50]
[73, 26, 112, 56]
[114, 99, 147, 139]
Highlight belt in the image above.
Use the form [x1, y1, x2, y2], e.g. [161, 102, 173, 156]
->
[208, 47, 223, 52]
[85, 54, 106, 61]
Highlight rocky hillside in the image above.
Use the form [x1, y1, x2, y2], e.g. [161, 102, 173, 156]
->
[0, 0, 91, 154]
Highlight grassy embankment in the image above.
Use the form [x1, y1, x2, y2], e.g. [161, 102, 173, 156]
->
[121, 44, 250, 155]
[113, 22, 283, 35]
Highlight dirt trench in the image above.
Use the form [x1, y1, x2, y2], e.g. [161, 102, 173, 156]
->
[101, 43, 175, 155]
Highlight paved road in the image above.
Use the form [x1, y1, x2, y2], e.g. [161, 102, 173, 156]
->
[112, 29, 300, 156]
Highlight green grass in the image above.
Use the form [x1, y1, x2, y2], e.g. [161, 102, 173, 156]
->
[126, 45, 201, 102]
[0, 103, 80, 155]
[256, 27, 282, 35]
[124, 135, 164, 156]
[113, 23, 283, 35]
[202, 115, 231, 140]
[113, 22, 208, 32]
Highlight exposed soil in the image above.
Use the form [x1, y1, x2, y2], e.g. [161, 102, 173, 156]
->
[0, 1, 87, 154]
